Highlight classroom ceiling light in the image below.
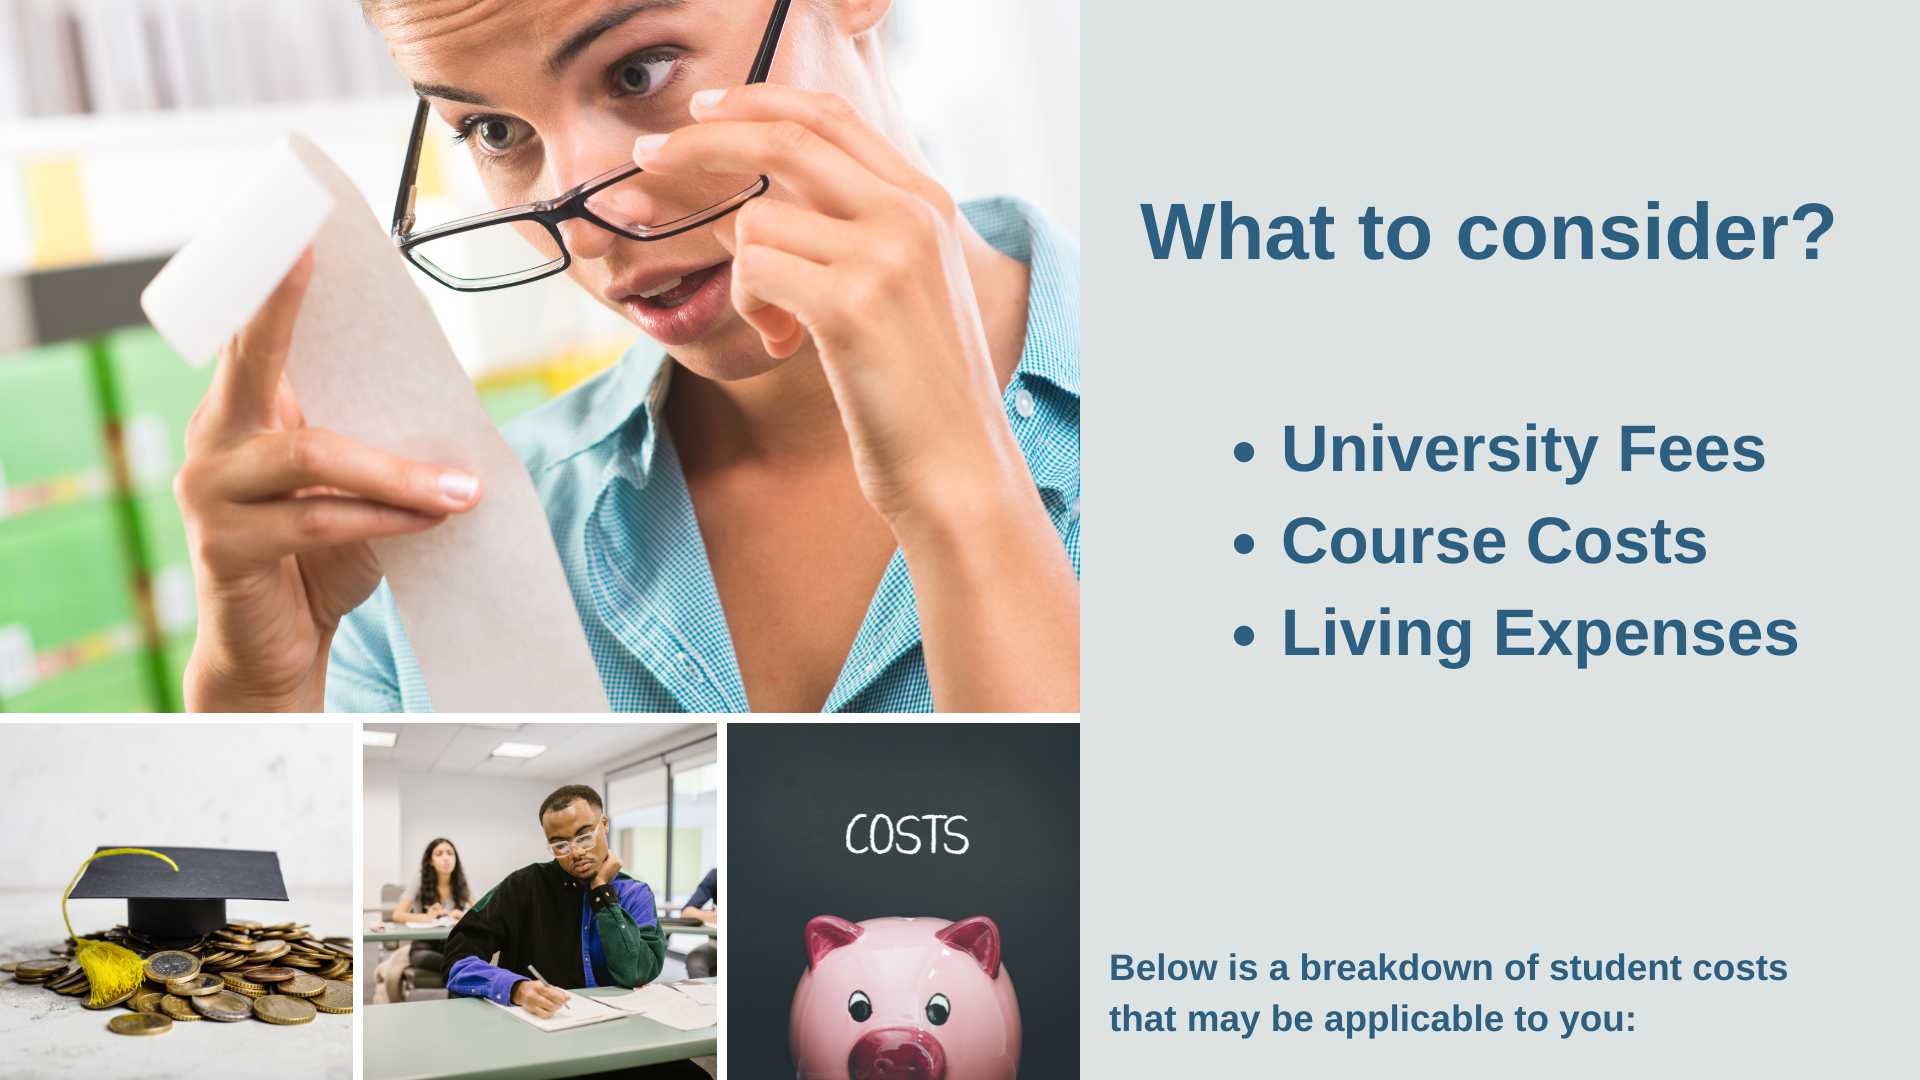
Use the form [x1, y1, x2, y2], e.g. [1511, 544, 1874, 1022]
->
[361, 730, 397, 747]
[492, 742, 548, 759]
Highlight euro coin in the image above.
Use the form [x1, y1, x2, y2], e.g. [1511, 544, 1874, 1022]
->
[222, 972, 266, 993]
[241, 965, 297, 983]
[250, 941, 291, 963]
[160, 995, 201, 1021]
[226, 920, 262, 930]
[16, 959, 69, 980]
[191, 992, 254, 1022]
[108, 1013, 172, 1036]
[168, 974, 225, 997]
[313, 981, 354, 1014]
[144, 951, 200, 982]
[281, 974, 326, 998]
[253, 994, 316, 1025]
[0, 962, 16, 972]
[82, 986, 137, 1010]
[133, 991, 165, 1013]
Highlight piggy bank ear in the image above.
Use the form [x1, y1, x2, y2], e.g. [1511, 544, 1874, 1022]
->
[935, 916, 1002, 978]
[805, 916, 864, 971]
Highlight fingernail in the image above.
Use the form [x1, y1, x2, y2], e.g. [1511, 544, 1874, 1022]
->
[438, 470, 479, 503]
[691, 88, 726, 109]
[636, 132, 671, 155]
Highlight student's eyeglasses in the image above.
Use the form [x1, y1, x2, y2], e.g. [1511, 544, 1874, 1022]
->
[547, 824, 603, 859]
[390, 0, 794, 292]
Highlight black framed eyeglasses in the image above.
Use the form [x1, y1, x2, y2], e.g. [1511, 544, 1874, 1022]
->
[390, 0, 794, 293]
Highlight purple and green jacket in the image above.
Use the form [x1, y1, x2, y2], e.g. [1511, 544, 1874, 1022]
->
[443, 860, 665, 1003]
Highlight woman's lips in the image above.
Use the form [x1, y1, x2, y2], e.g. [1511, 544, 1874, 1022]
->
[622, 261, 731, 347]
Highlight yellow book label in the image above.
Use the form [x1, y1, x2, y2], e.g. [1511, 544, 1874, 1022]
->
[24, 157, 94, 269]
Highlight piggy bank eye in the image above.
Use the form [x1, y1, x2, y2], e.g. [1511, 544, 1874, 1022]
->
[848, 990, 872, 1022]
[926, 993, 950, 1025]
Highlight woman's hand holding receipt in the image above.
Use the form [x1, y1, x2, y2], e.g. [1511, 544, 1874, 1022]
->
[174, 249, 484, 711]
[637, 84, 1080, 711]
[513, 964, 571, 1020]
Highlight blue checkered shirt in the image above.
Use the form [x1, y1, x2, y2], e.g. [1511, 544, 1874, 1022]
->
[325, 197, 1079, 712]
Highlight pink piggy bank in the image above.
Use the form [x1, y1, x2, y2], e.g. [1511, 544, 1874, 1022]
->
[790, 915, 1021, 1080]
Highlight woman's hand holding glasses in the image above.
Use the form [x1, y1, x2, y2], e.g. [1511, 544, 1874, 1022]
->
[636, 84, 1081, 712]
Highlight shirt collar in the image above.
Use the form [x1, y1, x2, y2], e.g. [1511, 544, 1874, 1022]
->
[964, 195, 1081, 401]
[545, 195, 1078, 481]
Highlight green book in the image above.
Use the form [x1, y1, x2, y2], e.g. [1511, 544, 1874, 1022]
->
[0, 341, 114, 520]
[1, 650, 159, 713]
[157, 633, 193, 713]
[0, 501, 147, 708]
[94, 326, 216, 496]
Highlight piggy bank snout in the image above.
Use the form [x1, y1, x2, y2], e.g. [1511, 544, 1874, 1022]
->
[848, 1026, 947, 1080]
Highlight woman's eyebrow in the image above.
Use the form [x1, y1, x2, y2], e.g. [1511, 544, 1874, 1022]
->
[548, 0, 686, 78]
[413, 83, 495, 108]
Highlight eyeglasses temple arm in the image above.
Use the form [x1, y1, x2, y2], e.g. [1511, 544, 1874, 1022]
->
[746, 0, 794, 85]
[392, 97, 432, 237]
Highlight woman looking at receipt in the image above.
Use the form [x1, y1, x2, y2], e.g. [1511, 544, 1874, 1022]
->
[174, 0, 1080, 712]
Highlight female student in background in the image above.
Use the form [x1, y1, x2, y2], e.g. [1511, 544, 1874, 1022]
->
[174, 0, 1080, 713]
[392, 837, 472, 926]
[380, 837, 471, 1002]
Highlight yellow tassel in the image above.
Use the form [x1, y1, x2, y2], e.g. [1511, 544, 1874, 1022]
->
[62, 848, 179, 1007]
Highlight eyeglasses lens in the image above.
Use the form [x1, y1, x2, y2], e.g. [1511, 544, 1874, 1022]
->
[405, 8, 779, 289]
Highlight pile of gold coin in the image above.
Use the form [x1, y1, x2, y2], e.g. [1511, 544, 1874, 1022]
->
[8, 920, 354, 1035]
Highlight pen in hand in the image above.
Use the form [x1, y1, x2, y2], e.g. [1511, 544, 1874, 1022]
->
[527, 965, 568, 996]
[522, 965, 571, 1017]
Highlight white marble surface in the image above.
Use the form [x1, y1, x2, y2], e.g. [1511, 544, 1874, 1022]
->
[0, 723, 352, 889]
[0, 888, 351, 1080]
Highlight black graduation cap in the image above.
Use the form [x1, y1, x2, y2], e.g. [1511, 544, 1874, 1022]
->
[67, 846, 289, 939]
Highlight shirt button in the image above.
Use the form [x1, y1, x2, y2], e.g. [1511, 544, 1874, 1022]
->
[1066, 497, 1081, 522]
[1013, 388, 1035, 418]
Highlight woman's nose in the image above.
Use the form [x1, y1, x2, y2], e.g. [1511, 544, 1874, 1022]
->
[558, 216, 617, 262]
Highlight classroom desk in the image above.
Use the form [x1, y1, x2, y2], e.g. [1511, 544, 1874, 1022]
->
[366, 926, 453, 943]
[364, 983, 717, 1080]
[660, 924, 718, 938]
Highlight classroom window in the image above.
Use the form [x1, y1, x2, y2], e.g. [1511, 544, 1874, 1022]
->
[605, 763, 668, 899]
[667, 756, 718, 907]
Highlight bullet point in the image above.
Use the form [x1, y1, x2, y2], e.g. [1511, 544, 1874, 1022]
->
[1233, 442, 1255, 462]
[1233, 625, 1255, 646]
[1233, 533, 1254, 554]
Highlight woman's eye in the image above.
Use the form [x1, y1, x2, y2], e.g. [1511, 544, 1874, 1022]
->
[474, 118, 522, 153]
[926, 993, 950, 1026]
[847, 990, 872, 1022]
[616, 55, 677, 97]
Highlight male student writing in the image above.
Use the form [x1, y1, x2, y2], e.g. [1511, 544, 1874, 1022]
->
[443, 785, 665, 1017]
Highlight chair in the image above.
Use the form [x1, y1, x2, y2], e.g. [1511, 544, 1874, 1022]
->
[375, 883, 449, 1001]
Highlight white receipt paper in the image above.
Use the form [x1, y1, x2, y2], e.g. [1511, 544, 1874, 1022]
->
[597, 982, 718, 1031]
[140, 135, 608, 712]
